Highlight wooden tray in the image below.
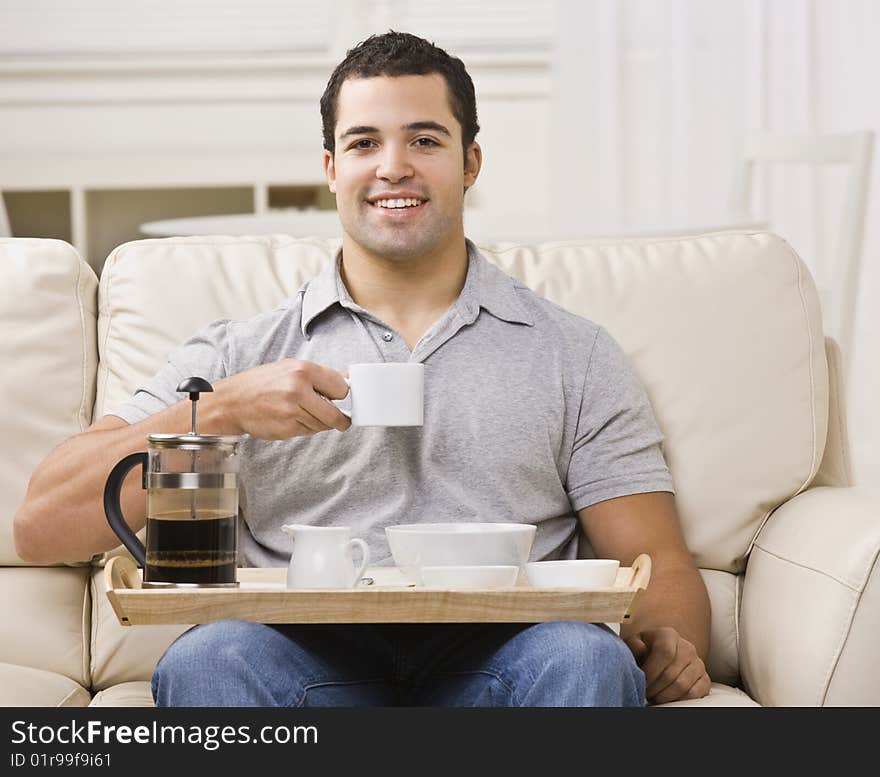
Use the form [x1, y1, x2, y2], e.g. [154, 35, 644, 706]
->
[104, 554, 651, 626]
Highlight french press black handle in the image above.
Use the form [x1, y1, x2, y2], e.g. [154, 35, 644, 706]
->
[103, 452, 148, 567]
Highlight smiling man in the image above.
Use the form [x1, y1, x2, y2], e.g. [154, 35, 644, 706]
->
[14, 32, 711, 707]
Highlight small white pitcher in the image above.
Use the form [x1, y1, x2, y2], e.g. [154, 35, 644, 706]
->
[281, 524, 370, 589]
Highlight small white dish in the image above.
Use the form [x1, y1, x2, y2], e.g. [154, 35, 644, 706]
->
[525, 559, 620, 588]
[420, 565, 520, 588]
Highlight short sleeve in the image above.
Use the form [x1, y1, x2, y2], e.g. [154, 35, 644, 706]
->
[566, 326, 674, 511]
[107, 319, 232, 424]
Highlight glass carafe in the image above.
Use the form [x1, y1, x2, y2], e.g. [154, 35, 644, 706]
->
[104, 378, 243, 588]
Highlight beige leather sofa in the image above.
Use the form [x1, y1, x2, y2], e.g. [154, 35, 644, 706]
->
[2, 231, 878, 707]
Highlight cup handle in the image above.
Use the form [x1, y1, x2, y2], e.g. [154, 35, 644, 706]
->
[329, 377, 352, 418]
[348, 538, 370, 587]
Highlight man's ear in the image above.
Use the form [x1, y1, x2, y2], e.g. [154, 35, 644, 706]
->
[323, 149, 337, 194]
[463, 142, 482, 189]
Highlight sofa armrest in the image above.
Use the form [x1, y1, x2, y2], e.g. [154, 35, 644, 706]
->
[739, 486, 880, 706]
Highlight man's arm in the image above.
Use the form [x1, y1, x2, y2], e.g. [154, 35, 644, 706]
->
[578, 491, 711, 703]
[13, 360, 351, 565]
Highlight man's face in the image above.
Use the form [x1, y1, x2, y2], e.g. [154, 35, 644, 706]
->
[324, 74, 481, 261]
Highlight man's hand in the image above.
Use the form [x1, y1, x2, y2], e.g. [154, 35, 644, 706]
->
[624, 626, 711, 704]
[216, 359, 351, 439]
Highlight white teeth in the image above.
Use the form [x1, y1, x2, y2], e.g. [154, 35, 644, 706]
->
[374, 198, 423, 209]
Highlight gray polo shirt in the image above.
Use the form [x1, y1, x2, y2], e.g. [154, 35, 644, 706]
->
[111, 240, 674, 568]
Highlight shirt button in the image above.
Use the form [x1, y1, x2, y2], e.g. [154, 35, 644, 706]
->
[382, 332, 393, 342]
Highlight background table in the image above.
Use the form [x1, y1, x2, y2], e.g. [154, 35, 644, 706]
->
[141, 208, 768, 244]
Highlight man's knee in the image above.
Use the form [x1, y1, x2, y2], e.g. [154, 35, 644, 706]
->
[500, 622, 644, 706]
[156, 620, 260, 673]
[152, 620, 279, 706]
[511, 622, 632, 669]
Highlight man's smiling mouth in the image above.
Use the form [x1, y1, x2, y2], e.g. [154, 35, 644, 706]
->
[369, 198, 427, 209]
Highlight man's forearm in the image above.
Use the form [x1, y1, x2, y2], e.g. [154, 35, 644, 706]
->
[619, 562, 711, 661]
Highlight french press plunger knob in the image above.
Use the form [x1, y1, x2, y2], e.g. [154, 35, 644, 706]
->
[176, 376, 213, 434]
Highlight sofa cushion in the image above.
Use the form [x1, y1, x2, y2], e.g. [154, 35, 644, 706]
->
[85, 680, 758, 708]
[480, 233, 827, 572]
[95, 232, 826, 575]
[88, 568, 190, 692]
[653, 681, 759, 707]
[0, 662, 90, 707]
[700, 569, 740, 686]
[739, 486, 880, 706]
[0, 566, 90, 688]
[0, 238, 98, 565]
[813, 336, 852, 488]
[89, 681, 155, 707]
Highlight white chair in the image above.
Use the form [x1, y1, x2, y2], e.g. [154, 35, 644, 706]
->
[731, 130, 874, 382]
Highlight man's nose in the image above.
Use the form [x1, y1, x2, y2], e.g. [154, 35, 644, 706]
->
[375, 145, 413, 182]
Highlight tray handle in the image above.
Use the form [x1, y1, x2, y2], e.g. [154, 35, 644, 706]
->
[628, 553, 652, 591]
[105, 555, 141, 592]
[623, 553, 651, 620]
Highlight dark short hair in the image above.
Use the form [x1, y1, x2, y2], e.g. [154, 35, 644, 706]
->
[320, 31, 480, 154]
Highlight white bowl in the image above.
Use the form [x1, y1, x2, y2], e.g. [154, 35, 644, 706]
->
[420, 565, 519, 588]
[385, 523, 536, 584]
[525, 559, 620, 588]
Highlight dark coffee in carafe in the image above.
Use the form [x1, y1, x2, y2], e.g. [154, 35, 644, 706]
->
[145, 511, 237, 585]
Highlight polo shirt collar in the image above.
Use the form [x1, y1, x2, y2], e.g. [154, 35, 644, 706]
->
[300, 255, 347, 336]
[300, 238, 534, 336]
[459, 240, 534, 327]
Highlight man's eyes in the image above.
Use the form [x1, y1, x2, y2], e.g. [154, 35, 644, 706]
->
[348, 137, 439, 150]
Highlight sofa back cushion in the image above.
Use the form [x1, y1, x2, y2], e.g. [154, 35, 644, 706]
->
[483, 233, 828, 571]
[95, 236, 333, 421]
[95, 232, 827, 574]
[0, 238, 98, 565]
[0, 238, 97, 687]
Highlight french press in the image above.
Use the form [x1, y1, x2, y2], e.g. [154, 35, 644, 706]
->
[104, 377, 243, 588]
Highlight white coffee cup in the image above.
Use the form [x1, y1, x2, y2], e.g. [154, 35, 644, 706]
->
[281, 524, 370, 589]
[343, 362, 424, 427]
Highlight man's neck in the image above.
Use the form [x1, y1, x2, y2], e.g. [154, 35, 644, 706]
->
[339, 235, 470, 348]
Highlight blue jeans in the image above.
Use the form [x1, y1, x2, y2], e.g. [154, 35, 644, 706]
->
[151, 621, 645, 707]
